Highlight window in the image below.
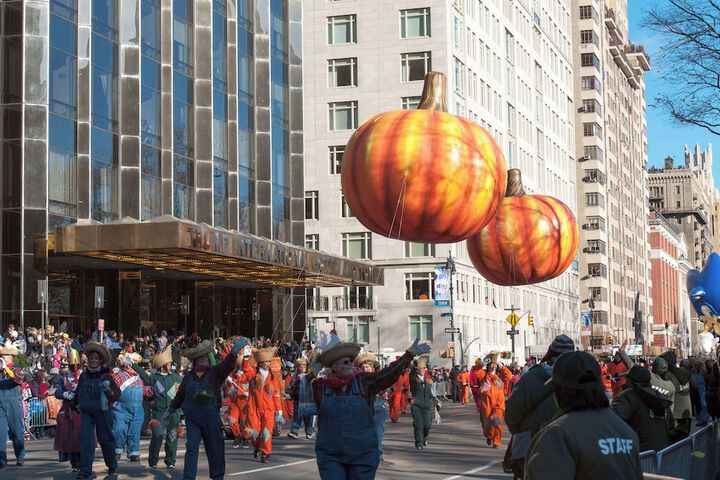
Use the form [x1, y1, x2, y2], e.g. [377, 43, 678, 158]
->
[328, 58, 357, 87]
[584, 145, 603, 161]
[405, 272, 434, 300]
[586, 215, 606, 231]
[579, 5, 596, 20]
[580, 29, 598, 45]
[583, 122, 602, 137]
[307, 318, 317, 341]
[347, 316, 370, 343]
[400, 8, 430, 38]
[405, 242, 435, 257]
[585, 192, 604, 207]
[676, 200, 681, 208]
[342, 232, 372, 259]
[305, 234, 319, 250]
[401, 52, 431, 82]
[587, 263, 607, 278]
[328, 101, 358, 131]
[341, 195, 355, 218]
[581, 76, 601, 92]
[344, 286, 373, 309]
[583, 169, 606, 184]
[305, 191, 319, 220]
[581, 99, 601, 114]
[675, 185, 681, 194]
[505, 29, 514, 63]
[507, 103, 516, 135]
[327, 15, 356, 44]
[402, 96, 421, 110]
[586, 239, 606, 254]
[329, 145, 344, 174]
[581, 53, 600, 70]
[409, 315, 433, 341]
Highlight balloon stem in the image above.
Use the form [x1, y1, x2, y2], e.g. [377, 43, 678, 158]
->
[505, 169, 526, 197]
[418, 72, 448, 112]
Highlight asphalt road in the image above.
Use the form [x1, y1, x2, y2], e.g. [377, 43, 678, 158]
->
[1, 404, 512, 479]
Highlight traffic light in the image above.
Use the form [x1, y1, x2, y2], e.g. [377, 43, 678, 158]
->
[528, 315, 535, 326]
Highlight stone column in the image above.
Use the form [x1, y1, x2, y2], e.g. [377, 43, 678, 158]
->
[194, 0, 213, 224]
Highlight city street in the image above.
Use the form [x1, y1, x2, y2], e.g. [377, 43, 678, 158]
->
[0, 404, 510, 480]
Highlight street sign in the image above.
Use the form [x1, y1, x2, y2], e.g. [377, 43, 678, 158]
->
[444, 327, 460, 334]
[434, 300, 450, 307]
[506, 329, 519, 336]
[506, 312, 520, 327]
[440, 312, 453, 318]
[98, 319, 105, 331]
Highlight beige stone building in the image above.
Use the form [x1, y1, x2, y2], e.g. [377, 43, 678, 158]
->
[572, 0, 652, 351]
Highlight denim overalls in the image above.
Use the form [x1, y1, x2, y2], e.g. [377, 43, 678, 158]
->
[315, 377, 380, 479]
[0, 377, 24, 466]
[111, 372, 145, 457]
[77, 372, 118, 476]
[373, 396, 389, 459]
[181, 372, 225, 480]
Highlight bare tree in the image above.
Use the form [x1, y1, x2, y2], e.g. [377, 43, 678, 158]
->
[645, 0, 720, 135]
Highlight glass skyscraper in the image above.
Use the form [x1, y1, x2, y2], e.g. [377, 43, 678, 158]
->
[0, 0, 317, 338]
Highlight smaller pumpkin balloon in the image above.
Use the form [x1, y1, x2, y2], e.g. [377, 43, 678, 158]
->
[467, 169, 579, 286]
[341, 72, 507, 243]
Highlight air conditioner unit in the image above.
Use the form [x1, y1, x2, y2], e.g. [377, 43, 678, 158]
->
[578, 106, 587, 113]
[582, 224, 590, 230]
[582, 176, 592, 182]
[579, 155, 591, 162]
[582, 247, 590, 253]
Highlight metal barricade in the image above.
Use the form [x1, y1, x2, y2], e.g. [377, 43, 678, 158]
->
[690, 424, 714, 480]
[657, 436, 694, 479]
[23, 396, 57, 440]
[640, 450, 657, 474]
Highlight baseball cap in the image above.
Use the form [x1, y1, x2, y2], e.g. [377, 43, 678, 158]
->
[540, 334, 575, 362]
[545, 351, 603, 391]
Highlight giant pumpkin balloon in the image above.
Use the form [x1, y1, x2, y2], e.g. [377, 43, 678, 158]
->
[467, 169, 579, 286]
[341, 72, 507, 243]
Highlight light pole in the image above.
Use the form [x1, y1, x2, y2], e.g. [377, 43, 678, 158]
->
[447, 254, 457, 368]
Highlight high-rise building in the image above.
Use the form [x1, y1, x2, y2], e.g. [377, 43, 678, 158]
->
[0, 0, 381, 337]
[572, 0, 652, 351]
[304, 0, 579, 364]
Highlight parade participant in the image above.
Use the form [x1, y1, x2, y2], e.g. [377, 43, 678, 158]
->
[399, 368, 410, 415]
[409, 355, 439, 450]
[457, 367, 470, 405]
[111, 351, 146, 462]
[0, 341, 25, 468]
[225, 345, 252, 449]
[659, 350, 693, 440]
[132, 345, 182, 468]
[525, 351, 643, 480]
[54, 348, 81, 472]
[388, 363, 409, 422]
[475, 353, 512, 449]
[239, 347, 283, 463]
[618, 342, 676, 424]
[505, 334, 574, 477]
[286, 358, 315, 439]
[168, 337, 248, 480]
[72, 341, 121, 479]
[610, 365, 674, 452]
[469, 358, 484, 412]
[313, 338, 429, 479]
[355, 353, 389, 461]
[607, 350, 628, 398]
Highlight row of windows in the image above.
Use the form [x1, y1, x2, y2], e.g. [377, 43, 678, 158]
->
[326, 52, 432, 90]
[326, 8, 430, 45]
[307, 314, 433, 343]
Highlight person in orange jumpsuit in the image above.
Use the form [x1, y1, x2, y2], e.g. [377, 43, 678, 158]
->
[239, 348, 283, 464]
[469, 359, 484, 411]
[225, 346, 252, 449]
[606, 352, 628, 398]
[475, 353, 512, 448]
[399, 370, 410, 415]
[457, 367, 470, 405]
[389, 365, 410, 422]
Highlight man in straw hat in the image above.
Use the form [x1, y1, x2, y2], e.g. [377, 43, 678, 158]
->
[71, 341, 121, 479]
[286, 357, 315, 440]
[313, 338, 430, 479]
[110, 351, 146, 462]
[0, 340, 25, 468]
[355, 352, 390, 462]
[53, 347, 82, 472]
[132, 344, 183, 468]
[409, 354, 440, 450]
[474, 352, 512, 449]
[238, 347, 283, 463]
[169, 336, 248, 480]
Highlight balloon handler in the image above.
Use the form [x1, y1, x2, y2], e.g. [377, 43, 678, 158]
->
[312, 338, 431, 479]
[409, 355, 441, 450]
[71, 342, 121, 479]
[167, 337, 249, 480]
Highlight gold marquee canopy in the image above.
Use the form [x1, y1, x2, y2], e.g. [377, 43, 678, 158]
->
[49, 215, 384, 288]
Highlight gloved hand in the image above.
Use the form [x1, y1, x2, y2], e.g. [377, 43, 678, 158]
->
[275, 411, 285, 425]
[407, 338, 431, 356]
[62, 391, 75, 401]
[231, 337, 249, 355]
[101, 379, 111, 391]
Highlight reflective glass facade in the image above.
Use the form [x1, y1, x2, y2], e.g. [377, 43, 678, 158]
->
[0, 0, 304, 329]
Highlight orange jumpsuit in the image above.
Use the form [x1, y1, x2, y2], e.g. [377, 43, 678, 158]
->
[399, 372, 410, 414]
[475, 365, 512, 447]
[389, 372, 410, 422]
[606, 360, 628, 398]
[469, 366, 483, 410]
[225, 369, 251, 440]
[239, 359, 283, 456]
[457, 372, 470, 405]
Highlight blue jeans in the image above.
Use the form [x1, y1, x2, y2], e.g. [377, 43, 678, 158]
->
[184, 414, 225, 480]
[112, 397, 144, 456]
[79, 409, 117, 476]
[694, 373, 709, 423]
[291, 399, 314, 435]
[373, 399, 388, 457]
[0, 388, 24, 465]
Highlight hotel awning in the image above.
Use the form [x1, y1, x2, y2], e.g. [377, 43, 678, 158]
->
[48, 216, 383, 288]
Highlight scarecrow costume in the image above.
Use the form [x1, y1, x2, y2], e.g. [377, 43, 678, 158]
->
[388, 365, 409, 422]
[286, 357, 315, 439]
[53, 348, 81, 471]
[224, 345, 252, 449]
[475, 353, 512, 448]
[0, 342, 25, 468]
[111, 351, 147, 461]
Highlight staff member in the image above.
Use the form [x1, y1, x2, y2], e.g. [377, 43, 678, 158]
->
[169, 337, 247, 480]
[0, 342, 25, 469]
[525, 351, 643, 480]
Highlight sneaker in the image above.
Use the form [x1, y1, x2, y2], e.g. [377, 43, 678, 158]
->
[166, 464, 175, 469]
[306, 433, 314, 440]
[287, 431, 299, 439]
[16, 459, 24, 466]
[116, 453, 122, 461]
[415, 446, 423, 450]
[486, 438, 492, 446]
[423, 440, 428, 447]
[260, 453, 270, 464]
[148, 463, 157, 468]
[71, 467, 80, 473]
[233, 438, 242, 448]
[253, 448, 259, 459]
[129, 456, 140, 462]
[492, 444, 499, 449]
[390, 419, 398, 423]
[108, 466, 118, 474]
[241, 439, 250, 449]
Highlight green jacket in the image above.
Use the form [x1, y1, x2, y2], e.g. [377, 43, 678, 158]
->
[505, 364, 557, 436]
[611, 384, 674, 452]
[133, 364, 183, 416]
[409, 369, 437, 410]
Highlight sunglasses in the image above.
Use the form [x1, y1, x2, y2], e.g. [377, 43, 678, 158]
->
[338, 358, 352, 365]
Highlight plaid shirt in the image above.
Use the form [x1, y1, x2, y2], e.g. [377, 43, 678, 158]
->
[313, 351, 413, 408]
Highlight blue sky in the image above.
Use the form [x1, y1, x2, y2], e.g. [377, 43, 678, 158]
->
[627, 1, 719, 187]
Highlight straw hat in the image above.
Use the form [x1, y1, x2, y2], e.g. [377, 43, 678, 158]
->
[253, 348, 276, 363]
[84, 342, 111, 364]
[0, 343, 20, 356]
[354, 352, 378, 368]
[68, 348, 80, 366]
[182, 340, 214, 361]
[118, 351, 143, 365]
[294, 358, 308, 367]
[488, 353, 499, 364]
[153, 345, 174, 369]
[316, 342, 361, 367]
[416, 355, 429, 369]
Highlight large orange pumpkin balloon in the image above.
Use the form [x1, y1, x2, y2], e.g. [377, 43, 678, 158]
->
[341, 72, 507, 243]
[467, 169, 579, 286]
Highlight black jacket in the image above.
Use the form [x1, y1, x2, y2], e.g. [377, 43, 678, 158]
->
[506, 364, 557, 436]
[611, 382, 674, 452]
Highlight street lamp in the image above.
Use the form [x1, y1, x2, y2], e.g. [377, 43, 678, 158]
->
[446, 254, 457, 367]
